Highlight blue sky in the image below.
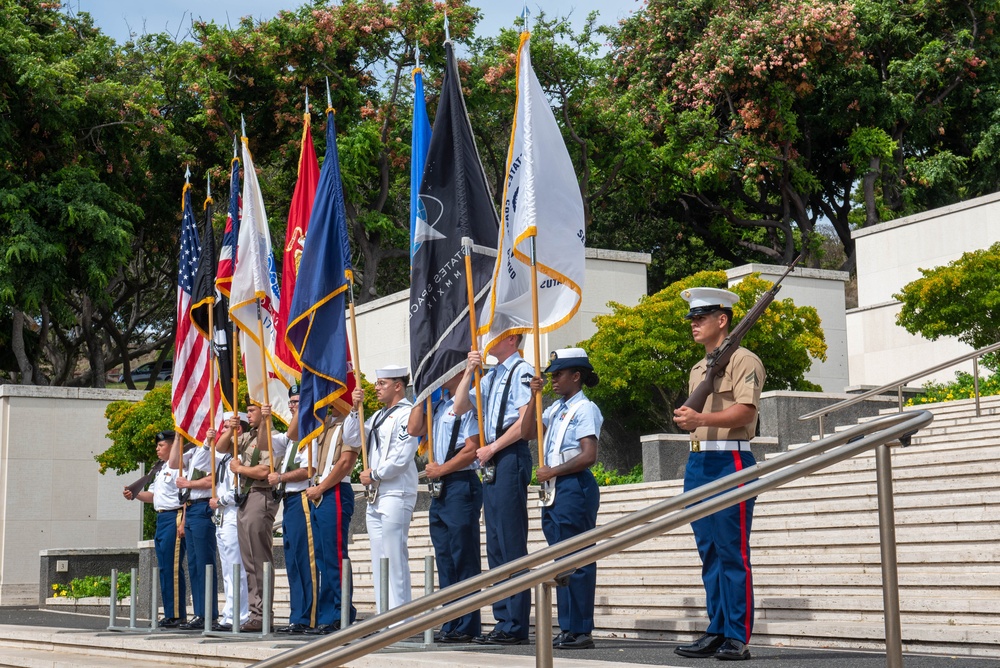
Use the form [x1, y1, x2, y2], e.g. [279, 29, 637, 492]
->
[69, 0, 639, 44]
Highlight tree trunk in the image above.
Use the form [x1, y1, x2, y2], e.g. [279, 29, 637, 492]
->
[11, 309, 34, 386]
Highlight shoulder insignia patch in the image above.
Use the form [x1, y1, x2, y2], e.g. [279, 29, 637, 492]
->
[521, 373, 533, 386]
[745, 370, 760, 387]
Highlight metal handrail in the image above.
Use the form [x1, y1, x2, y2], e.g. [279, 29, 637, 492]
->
[251, 409, 932, 668]
[799, 340, 1000, 436]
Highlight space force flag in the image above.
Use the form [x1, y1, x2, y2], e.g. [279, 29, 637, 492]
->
[286, 109, 354, 447]
[409, 41, 499, 403]
[478, 32, 586, 356]
[229, 135, 295, 423]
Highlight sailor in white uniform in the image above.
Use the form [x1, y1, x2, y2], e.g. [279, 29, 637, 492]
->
[343, 364, 419, 612]
[206, 413, 250, 631]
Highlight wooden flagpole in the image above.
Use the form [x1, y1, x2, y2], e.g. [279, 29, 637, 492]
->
[204, 181, 217, 498]
[462, 238, 487, 449]
[255, 298, 275, 472]
[528, 236, 544, 466]
[425, 396, 435, 466]
[345, 272, 369, 471]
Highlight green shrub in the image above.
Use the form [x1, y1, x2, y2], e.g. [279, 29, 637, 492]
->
[51, 573, 131, 600]
[530, 462, 643, 486]
[906, 370, 1000, 406]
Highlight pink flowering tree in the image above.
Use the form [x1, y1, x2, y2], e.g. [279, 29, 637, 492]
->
[611, 0, 1000, 269]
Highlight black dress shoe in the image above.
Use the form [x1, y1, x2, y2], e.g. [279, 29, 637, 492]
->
[714, 639, 751, 661]
[157, 617, 182, 628]
[276, 623, 310, 634]
[212, 622, 232, 632]
[553, 630, 572, 646]
[439, 632, 475, 644]
[304, 622, 339, 636]
[484, 630, 529, 646]
[674, 633, 725, 658]
[555, 632, 594, 649]
[179, 616, 204, 630]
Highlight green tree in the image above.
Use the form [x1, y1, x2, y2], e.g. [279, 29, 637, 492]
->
[583, 271, 826, 433]
[895, 242, 1000, 364]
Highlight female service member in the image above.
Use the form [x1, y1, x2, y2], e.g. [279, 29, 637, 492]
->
[523, 347, 603, 650]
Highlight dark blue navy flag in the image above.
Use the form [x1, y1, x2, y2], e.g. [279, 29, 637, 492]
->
[409, 41, 500, 404]
[286, 109, 352, 447]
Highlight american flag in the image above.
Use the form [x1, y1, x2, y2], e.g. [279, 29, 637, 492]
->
[172, 181, 213, 444]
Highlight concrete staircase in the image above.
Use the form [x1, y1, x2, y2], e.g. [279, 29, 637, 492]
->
[266, 395, 1000, 657]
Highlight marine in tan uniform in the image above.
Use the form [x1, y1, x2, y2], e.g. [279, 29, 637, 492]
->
[673, 287, 764, 662]
[217, 400, 288, 632]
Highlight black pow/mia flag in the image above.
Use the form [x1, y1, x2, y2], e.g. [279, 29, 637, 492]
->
[190, 194, 236, 414]
[408, 40, 499, 404]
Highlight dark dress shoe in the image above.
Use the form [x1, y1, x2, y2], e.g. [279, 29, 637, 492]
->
[179, 616, 204, 630]
[484, 630, 529, 646]
[240, 619, 263, 632]
[157, 617, 182, 628]
[275, 623, 309, 634]
[674, 633, 725, 658]
[555, 632, 594, 649]
[553, 630, 572, 646]
[212, 622, 232, 632]
[304, 622, 339, 635]
[439, 632, 474, 644]
[714, 638, 751, 661]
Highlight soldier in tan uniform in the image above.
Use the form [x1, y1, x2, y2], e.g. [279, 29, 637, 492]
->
[217, 399, 289, 632]
[673, 287, 764, 662]
[303, 411, 360, 634]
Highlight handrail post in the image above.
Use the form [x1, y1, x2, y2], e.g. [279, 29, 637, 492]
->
[535, 581, 554, 668]
[203, 564, 214, 633]
[108, 568, 118, 628]
[150, 566, 159, 630]
[896, 385, 903, 412]
[973, 357, 981, 417]
[263, 561, 273, 637]
[875, 444, 903, 668]
[341, 558, 352, 628]
[129, 567, 138, 629]
[424, 555, 434, 645]
[232, 563, 241, 634]
[818, 415, 825, 440]
[380, 557, 389, 614]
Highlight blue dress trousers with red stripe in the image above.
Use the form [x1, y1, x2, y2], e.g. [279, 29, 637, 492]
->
[684, 450, 756, 644]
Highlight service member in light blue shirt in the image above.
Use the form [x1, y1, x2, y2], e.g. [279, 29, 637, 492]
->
[408, 372, 483, 643]
[524, 347, 603, 651]
[454, 334, 535, 645]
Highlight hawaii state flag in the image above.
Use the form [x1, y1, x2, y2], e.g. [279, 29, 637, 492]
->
[172, 182, 214, 444]
[274, 110, 320, 376]
[409, 41, 499, 403]
[478, 32, 586, 356]
[230, 136, 295, 423]
[286, 109, 355, 447]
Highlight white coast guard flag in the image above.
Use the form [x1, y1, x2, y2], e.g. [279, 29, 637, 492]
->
[229, 136, 294, 423]
[479, 31, 586, 355]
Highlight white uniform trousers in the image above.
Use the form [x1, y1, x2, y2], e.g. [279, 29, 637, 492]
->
[366, 493, 415, 613]
[215, 507, 250, 626]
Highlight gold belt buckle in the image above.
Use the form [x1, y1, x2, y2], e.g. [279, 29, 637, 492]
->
[691, 438, 701, 453]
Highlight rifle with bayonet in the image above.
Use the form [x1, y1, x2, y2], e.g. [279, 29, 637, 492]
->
[683, 252, 804, 412]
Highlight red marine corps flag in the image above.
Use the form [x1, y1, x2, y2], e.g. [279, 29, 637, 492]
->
[274, 95, 320, 376]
